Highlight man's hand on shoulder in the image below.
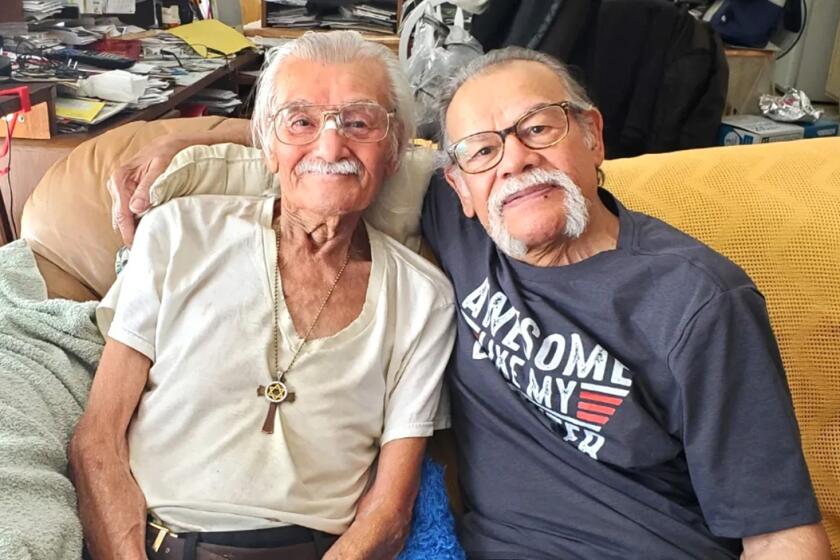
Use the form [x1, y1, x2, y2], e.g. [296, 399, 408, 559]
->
[741, 523, 831, 560]
[109, 136, 194, 247]
[108, 118, 252, 246]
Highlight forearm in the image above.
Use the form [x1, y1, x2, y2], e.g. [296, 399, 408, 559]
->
[741, 523, 831, 560]
[170, 118, 252, 149]
[328, 500, 412, 560]
[69, 426, 147, 560]
[212, 117, 253, 146]
[325, 437, 427, 560]
[69, 340, 152, 560]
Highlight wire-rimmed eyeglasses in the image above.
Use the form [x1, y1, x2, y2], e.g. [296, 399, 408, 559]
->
[272, 102, 395, 145]
[447, 101, 586, 174]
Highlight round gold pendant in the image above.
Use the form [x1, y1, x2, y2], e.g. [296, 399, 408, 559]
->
[264, 381, 289, 403]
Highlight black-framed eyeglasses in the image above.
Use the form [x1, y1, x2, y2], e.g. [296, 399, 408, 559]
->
[447, 101, 586, 174]
[272, 102, 395, 145]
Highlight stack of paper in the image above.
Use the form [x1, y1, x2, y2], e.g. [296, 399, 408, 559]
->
[340, 3, 397, 33]
[266, 0, 316, 28]
[0, 22, 29, 40]
[266, 0, 398, 34]
[55, 96, 128, 125]
[23, 0, 64, 21]
[189, 87, 242, 115]
[44, 26, 101, 46]
[131, 77, 173, 109]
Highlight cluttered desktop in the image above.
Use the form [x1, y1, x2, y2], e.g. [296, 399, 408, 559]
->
[1, 13, 256, 134]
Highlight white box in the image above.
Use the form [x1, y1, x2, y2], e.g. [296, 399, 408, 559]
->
[718, 115, 805, 145]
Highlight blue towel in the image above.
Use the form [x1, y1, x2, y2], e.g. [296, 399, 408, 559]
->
[398, 457, 466, 560]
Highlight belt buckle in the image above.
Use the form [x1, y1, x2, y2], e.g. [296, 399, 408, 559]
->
[148, 520, 178, 553]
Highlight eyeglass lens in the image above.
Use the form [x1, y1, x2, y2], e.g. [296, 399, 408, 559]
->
[453, 104, 570, 173]
[275, 103, 390, 144]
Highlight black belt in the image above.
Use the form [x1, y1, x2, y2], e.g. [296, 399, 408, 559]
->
[146, 520, 339, 560]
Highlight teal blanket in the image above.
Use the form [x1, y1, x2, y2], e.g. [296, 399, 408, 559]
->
[0, 240, 104, 560]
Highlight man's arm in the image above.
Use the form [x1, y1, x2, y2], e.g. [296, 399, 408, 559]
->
[68, 339, 152, 560]
[110, 117, 251, 245]
[741, 523, 831, 560]
[324, 437, 427, 560]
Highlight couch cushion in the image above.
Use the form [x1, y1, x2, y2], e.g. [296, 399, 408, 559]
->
[603, 137, 840, 554]
[20, 117, 232, 299]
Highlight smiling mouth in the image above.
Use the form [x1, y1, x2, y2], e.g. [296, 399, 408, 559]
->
[502, 184, 558, 209]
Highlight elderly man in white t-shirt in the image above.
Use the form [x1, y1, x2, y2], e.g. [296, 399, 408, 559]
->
[68, 31, 455, 560]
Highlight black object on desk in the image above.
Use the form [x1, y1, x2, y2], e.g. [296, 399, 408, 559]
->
[44, 48, 135, 70]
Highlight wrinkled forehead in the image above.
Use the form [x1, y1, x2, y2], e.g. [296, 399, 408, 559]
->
[446, 61, 571, 140]
[273, 56, 393, 109]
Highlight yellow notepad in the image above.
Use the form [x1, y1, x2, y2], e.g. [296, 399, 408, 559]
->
[55, 97, 106, 124]
[168, 19, 255, 58]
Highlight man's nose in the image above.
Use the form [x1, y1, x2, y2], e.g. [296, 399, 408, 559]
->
[312, 116, 346, 161]
[497, 134, 542, 179]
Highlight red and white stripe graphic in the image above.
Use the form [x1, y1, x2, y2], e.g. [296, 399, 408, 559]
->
[575, 383, 628, 425]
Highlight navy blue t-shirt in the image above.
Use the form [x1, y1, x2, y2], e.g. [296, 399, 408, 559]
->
[421, 176, 820, 560]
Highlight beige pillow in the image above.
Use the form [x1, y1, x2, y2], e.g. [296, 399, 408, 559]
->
[147, 143, 436, 252]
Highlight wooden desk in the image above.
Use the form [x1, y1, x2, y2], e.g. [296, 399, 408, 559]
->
[0, 83, 55, 117]
[0, 49, 261, 245]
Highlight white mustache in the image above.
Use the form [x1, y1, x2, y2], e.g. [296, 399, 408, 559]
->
[490, 169, 575, 212]
[488, 168, 589, 242]
[295, 158, 362, 176]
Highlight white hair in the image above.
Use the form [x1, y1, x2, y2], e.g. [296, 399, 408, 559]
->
[436, 47, 597, 151]
[251, 30, 416, 166]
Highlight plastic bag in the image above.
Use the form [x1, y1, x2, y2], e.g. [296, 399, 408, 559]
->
[401, 1, 483, 139]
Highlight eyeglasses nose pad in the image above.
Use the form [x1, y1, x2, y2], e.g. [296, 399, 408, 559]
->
[322, 116, 340, 132]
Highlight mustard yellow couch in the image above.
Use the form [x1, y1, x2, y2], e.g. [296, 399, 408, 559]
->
[20, 118, 840, 556]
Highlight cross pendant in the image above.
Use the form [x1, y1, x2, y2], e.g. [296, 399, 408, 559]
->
[257, 382, 295, 434]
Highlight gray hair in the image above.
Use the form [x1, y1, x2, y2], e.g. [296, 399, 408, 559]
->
[251, 30, 416, 165]
[436, 47, 597, 151]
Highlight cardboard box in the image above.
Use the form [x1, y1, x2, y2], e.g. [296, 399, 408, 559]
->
[718, 115, 804, 145]
[798, 119, 839, 139]
[724, 48, 775, 116]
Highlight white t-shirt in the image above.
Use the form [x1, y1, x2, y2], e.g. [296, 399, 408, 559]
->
[96, 195, 456, 534]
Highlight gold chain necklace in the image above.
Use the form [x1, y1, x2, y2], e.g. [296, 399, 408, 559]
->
[257, 227, 351, 434]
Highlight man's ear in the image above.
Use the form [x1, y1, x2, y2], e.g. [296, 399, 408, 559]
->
[264, 150, 279, 174]
[586, 108, 606, 166]
[444, 165, 476, 218]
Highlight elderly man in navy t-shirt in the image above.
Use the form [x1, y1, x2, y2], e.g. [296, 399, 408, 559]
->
[109, 44, 828, 560]
[421, 47, 828, 560]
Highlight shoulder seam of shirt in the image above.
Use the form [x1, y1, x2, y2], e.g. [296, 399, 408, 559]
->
[623, 210, 752, 293]
[665, 285, 764, 375]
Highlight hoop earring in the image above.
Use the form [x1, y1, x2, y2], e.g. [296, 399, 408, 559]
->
[596, 166, 605, 188]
